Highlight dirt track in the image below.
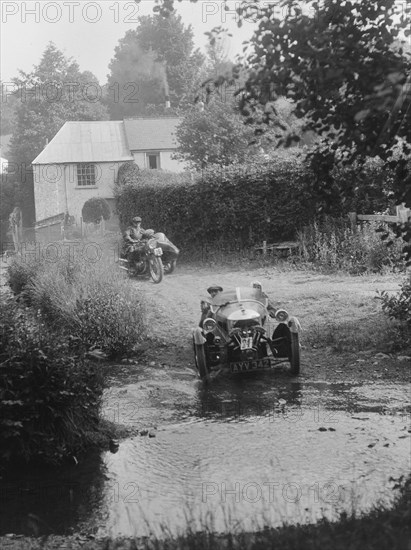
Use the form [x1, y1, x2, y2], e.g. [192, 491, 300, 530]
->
[136, 264, 409, 383]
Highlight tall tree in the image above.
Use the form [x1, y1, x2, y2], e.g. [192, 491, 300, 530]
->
[174, 95, 287, 169]
[7, 43, 108, 225]
[106, 13, 205, 119]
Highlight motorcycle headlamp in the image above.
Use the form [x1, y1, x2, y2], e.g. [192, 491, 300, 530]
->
[275, 309, 289, 323]
[203, 318, 217, 333]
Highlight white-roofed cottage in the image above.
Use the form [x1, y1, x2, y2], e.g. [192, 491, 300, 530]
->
[32, 117, 184, 232]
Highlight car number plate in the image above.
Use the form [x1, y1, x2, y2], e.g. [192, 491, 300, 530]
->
[154, 247, 162, 256]
[230, 358, 272, 373]
[240, 337, 253, 350]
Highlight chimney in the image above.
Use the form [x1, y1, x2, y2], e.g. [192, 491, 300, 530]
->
[165, 95, 170, 109]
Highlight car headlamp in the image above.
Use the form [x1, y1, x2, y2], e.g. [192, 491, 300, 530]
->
[203, 318, 217, 333]
[275, 309, 289, 322]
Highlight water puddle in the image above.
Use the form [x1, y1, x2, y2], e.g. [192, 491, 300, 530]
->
[0, 373, 409, 538]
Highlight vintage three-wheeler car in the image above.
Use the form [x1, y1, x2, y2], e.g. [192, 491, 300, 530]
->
[192, 286, 301, 380]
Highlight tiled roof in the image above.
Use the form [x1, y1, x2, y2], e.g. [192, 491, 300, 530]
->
[32, 121, 134, 164]
[123, 117, 181, 151]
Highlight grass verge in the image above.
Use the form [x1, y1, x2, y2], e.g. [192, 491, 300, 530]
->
[1, 476, 409, 549]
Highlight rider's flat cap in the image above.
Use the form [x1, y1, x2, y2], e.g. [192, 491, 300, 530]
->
[132, 216, 142, 223]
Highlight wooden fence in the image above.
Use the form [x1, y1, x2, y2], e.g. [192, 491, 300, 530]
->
[348, 204, 411, 227]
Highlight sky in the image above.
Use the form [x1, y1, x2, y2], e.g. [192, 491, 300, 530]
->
[0, 0, 259, 84]
[1, 1, 409, 85]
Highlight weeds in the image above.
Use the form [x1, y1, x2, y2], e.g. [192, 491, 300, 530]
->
[7, 251, 146, 358]
[296, 218, 405, 274]
[304, 313, 406, 353]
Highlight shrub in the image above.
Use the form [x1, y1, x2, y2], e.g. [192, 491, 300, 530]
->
[6, 254, 44, 299]
[82, 197, 111, 224]
[7, 252, 146, 358]
[0, 296, 107, 466]
[116, 160, 141, 187]
[297, 217, 405, 274]
[379, 278, 411, 330]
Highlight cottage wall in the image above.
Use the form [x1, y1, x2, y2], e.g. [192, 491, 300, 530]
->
[34, 162, 124, 224]
[132, 150, 185, 172]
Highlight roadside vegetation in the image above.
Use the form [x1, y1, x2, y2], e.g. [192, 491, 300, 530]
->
[1, 248, 146, 469]
[2, 476, 409, 549]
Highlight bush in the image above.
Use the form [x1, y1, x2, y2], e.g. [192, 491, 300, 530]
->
[115, 157, 316, 254]
[7, 252, 146, 358]
[0, 296, 107, 466]
[380, 278, 411, 330]
[116, 160, 141, 187]
[6, 255, 44, 298]
[297, 217, 405, 274]
[82, 197, 111, 224]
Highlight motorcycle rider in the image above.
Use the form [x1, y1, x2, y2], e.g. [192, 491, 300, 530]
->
[123, 216, 147, 254]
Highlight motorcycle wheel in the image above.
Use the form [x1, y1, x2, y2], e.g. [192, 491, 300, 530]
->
[193, 339, 209, 381]
[164, 259, 177, 274]
[149, 256, 164, 284]
[289, 332, 301, 375]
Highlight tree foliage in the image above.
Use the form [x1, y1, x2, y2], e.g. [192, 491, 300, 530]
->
[237, 0, 411, 259]
[155, 0, 411, 260]
[174, 99, 258, 169]
[106, 13, 205, 119]
[9, 43, 107, 167]
[6, 43, 107, 225]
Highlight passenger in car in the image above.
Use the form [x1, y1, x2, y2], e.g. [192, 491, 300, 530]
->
[251, 280, 277, 317]
[199, 285, 223, 327]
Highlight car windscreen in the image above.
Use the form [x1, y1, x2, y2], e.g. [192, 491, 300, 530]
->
[211, 287, 265, 306]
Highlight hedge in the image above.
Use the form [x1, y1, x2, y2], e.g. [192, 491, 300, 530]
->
[114, 157, 317, 253]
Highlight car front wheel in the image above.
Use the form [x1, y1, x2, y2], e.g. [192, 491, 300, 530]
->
[193, 339, 209, 381]
[289, 331, 301, 375]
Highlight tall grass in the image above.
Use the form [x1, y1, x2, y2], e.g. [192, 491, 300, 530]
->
[297, 217, 405, 274]
[7, 249, 146, 358]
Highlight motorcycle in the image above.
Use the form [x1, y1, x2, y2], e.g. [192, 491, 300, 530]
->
[153, 232, 180, 274]
[118, 233, 164, 284]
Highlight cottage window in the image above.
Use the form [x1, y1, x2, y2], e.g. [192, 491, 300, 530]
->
[146, 153, 160, 170]
[77, 164, 96, 186]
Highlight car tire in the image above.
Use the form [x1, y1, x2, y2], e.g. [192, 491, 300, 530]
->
[193, 339, 209, 381]
[149, 256, 164, 284]
[289, 331, 300, 375]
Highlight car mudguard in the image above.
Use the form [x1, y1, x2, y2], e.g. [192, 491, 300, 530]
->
[193, 327, 206, 345]
[288, 316, 302, 333]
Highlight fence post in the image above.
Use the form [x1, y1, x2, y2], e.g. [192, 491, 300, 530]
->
[396, 203, 410, 223]
[262, 240, 267, 256]
[348, 212, 357, 232]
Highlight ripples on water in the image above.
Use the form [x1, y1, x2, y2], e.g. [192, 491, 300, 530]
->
[0, 377, 409, 538]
